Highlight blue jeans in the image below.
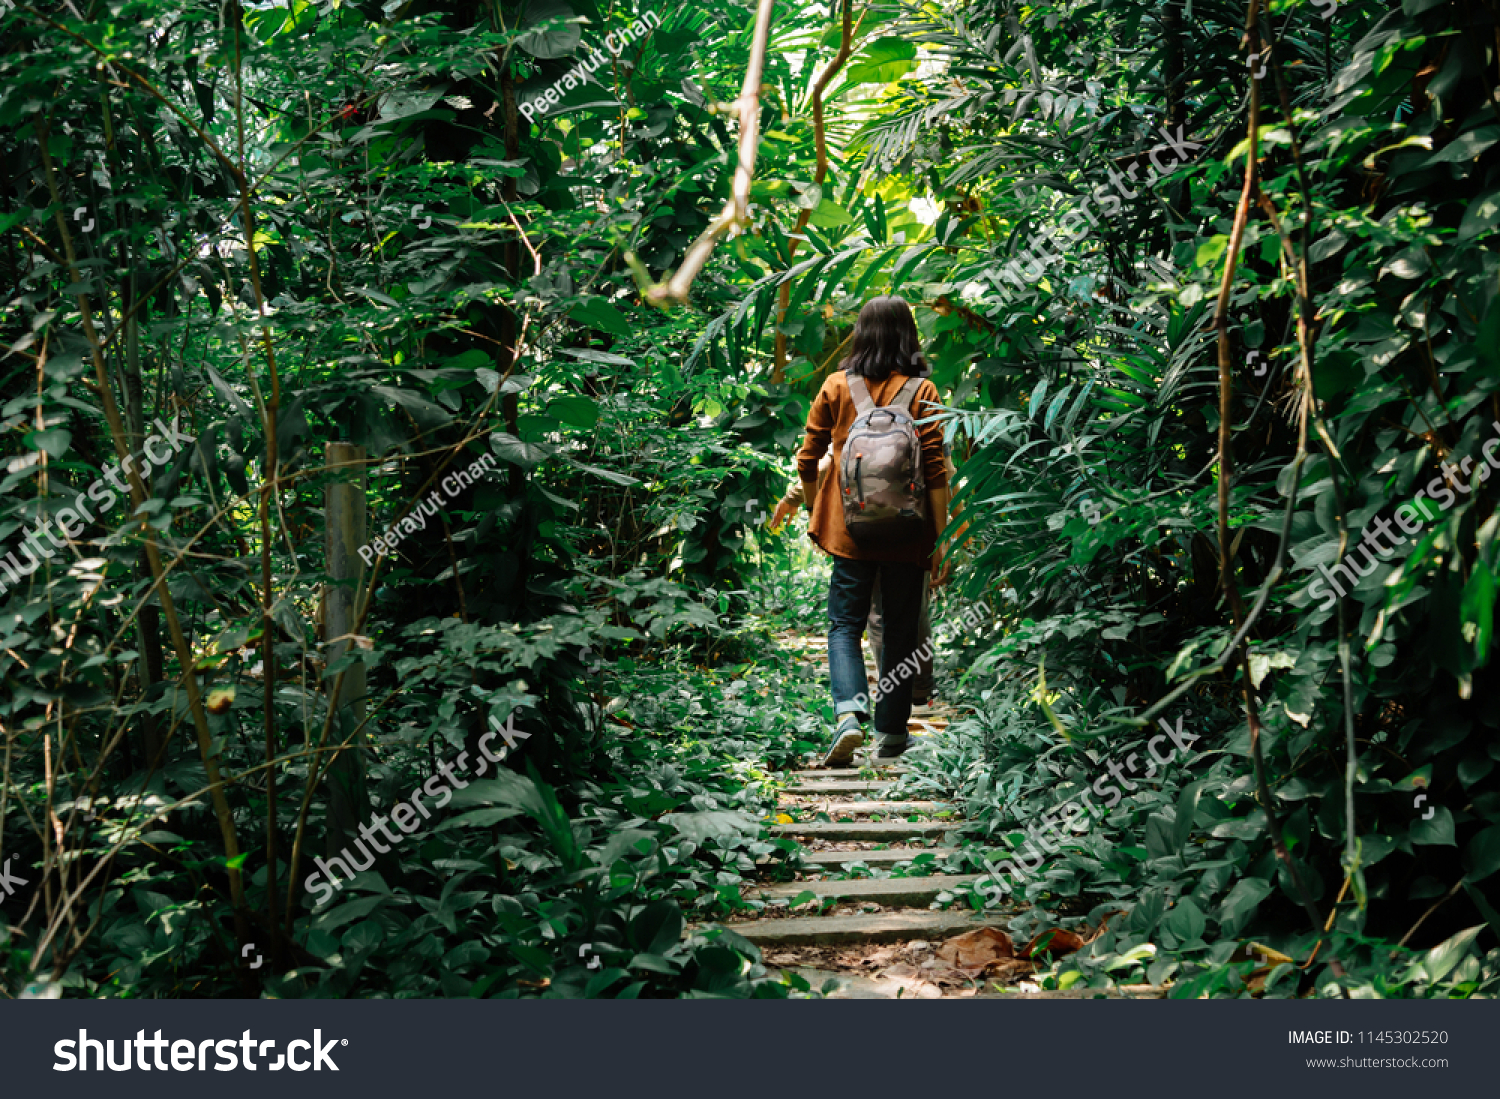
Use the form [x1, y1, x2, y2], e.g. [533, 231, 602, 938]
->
[827, 556, 926, 743]
[868, 575, 933, 702]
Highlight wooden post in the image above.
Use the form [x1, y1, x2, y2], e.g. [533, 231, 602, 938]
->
[323, 443, 371, 865]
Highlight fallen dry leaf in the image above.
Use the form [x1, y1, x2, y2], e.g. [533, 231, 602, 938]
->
[936, 927, 1014, 972]
[982, 957, 1039, 984]
[1019, 928, 1085, 960]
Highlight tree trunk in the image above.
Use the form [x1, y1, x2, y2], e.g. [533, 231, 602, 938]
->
[322, 443, 374, 874]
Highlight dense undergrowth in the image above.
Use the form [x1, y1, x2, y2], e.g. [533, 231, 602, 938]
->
[893, 628, 1500, 998]
[1, 623, 826, 998]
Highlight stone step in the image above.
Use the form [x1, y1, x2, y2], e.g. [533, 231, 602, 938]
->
[771, 967, 942, 999]
[790, 766, 909, 779]
[771, 821, 952, 841]
[773, 970, 1164, 1001]
[752, 874, 982, 907]
[787, 780, 888, 794]
[799, 848, 959, 869]
[975, 985, 1168, 1000]
[725, 909, 1002, 947]
[782, 799, 950, 816]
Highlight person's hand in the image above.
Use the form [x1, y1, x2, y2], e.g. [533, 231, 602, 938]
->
[768, 497, 797, 532]
[930, 542, 952, 588]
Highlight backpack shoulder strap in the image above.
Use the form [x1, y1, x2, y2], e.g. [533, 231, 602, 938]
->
[892, 376, 924, 413]
[846, 374, 875, 416]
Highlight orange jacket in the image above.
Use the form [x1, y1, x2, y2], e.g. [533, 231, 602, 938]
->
[795, 371, 948, 563]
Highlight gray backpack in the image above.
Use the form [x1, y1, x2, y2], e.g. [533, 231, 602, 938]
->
[839, 375, 929, 545]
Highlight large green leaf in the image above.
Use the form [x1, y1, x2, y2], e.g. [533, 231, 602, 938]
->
[548, 395, 599, 430]
[846, 37, 917, 84]
[568, 297, 632, 337]
[630, 900, 684, 955]
[490, 432, 551, 468]
[515, 0, 580, 59]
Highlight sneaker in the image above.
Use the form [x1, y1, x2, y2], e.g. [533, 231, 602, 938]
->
[821, 717, 865, 768]
[874, 736, 910, 760]
[910, 700, 935, 718]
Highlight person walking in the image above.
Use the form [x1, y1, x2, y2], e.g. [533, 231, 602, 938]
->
[772, 445, 954, 715]
[792, 295, 950, 767]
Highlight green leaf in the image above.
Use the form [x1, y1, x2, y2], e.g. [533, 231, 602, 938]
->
[1143, 813, 1175, 860]
[660, 809, 760, 845]
[567, 459, 640, 486]
[629, 900, 684, 955]
[850, 248, 899, 298]
[436, 807, 527, 829]
[515, 0, 580, 59]
[1458, 186, 1500, 241]
[510, 942, 554, 974]
[1410, 805, 1455, 846]
[445, 349, 492, 370]
[627, 952, 680, 975]
[1395, 764, 1434, 790]
[342, 918, 385, 955]
[1172, 781, 1205, 855]
[808, 199, 853, 228]
[1162, 897, 1207, 943]
[203, 365, 253, 418]
[1422, 124, 1500, 165]
[1127, 888, 1166, 934]
[1421, 924, 1484, 984]
[1463, 824, 1500, 881]
[1461, 563, 1496, 661]
[888, 245, 931, 290]
[314, 894, 387, 930]
[583, 967, 629, 996]
[490, 432, 551, 468]
[1194, 236, 1229, 269]
[548, 395, 599, 430]
[561, 348, 634, 366]
[1043, 387, 1071, 432]
[568, 297, 632, 337]
[1217, 878, 1273, 937]
[26, 428, 71, 459]
[372, 385, 451, 430]
[846, 37, 916, 84]
[1027, 378, 1050, 422]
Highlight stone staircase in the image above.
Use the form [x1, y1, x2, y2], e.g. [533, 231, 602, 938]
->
[707, 631, 1165, 998]
[717, 761, 1164, 998]
[722, 760, 1011, 996]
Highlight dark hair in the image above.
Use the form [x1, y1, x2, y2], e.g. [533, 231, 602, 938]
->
[841, 295, 927, 382]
